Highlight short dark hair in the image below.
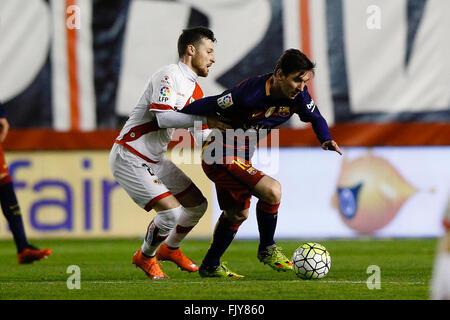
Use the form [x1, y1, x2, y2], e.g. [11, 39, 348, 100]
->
[177, 27, 216, 58]
[274, 49, 315, 76]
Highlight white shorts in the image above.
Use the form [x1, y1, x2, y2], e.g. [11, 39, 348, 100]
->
[109, 143, 193, 211]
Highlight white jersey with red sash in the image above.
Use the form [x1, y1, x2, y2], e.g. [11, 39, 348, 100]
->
[115, 61, 203, 163]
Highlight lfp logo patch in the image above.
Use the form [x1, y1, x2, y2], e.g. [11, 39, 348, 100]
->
[217, 93, 233, 109]
[159, 86, 170, 102]
[160, 86, 170, 96]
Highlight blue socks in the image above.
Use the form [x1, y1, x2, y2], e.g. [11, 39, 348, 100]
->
[0, 180, 29, 253]
[202, 201, 280, 266]
[256, 201, 280, 251]
[202, 213, 242, 267]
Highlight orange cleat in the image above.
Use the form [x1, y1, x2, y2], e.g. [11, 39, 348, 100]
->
[17, 246, 52, 264]
[132, 249, 169, 280]
[156, 243, 199, 272]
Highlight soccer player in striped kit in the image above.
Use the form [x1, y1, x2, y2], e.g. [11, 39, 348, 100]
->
[110, 27, 229, 279]
[0, 102, 52, 264]
[181, 49, 342, 277]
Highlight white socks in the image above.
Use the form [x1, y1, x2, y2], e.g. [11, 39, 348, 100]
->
[430, 252, 450, 300]
[164, 200, 208, 249]
[141, 206, 181, 257]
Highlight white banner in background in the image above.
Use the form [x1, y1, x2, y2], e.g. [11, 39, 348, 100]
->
[1, 0, 449, 129]
[344, 0, 450, 113]
[213, 146, 450, 239]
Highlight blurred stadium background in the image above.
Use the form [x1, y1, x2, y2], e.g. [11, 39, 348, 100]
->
[0, 0, 449, 242]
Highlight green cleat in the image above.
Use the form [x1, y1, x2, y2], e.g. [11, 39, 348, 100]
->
[257, 244, 293, 272]
[199, 262, 244, 278]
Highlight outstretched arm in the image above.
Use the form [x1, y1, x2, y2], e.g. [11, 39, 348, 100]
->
[321, 140, 342, 155]
[296, 90, 342, 155]
[155, 110, 231, 131]
[309, 117, 342, 155]
[155, 111, 206, 129]
[180, 95, 222, 115]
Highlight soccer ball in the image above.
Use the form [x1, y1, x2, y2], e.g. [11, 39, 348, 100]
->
[292, 242, 331, 279]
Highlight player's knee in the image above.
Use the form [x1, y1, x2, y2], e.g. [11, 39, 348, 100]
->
[185, 199, 208, 223]
[263, 180, 282, 204]
[0, 173, 12, 186]
[154, 206, 182, 232]
[234, 214, 247, 223]
[224, 209, 248, 223]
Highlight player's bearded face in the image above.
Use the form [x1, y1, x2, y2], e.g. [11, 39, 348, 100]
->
[192, 38, 215, 77]
[278, 71, 312, 99]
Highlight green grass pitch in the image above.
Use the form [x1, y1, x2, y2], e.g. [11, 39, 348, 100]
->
[0, 238, 437, 300]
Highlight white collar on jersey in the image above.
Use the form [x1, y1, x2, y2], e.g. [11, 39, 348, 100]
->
[178, 61, 199, 83]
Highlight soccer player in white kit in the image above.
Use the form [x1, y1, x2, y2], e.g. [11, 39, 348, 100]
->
[109, 27, 226, 280]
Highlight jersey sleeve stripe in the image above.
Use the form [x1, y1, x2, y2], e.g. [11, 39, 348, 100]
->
[149, 103, 174, 111]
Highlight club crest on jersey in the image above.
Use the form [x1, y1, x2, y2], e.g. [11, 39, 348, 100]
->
[278, 106, 290, 117]
[160, 75, 170, 84]
[159, 86, 170, 102]
[217, 93, 233, 109]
